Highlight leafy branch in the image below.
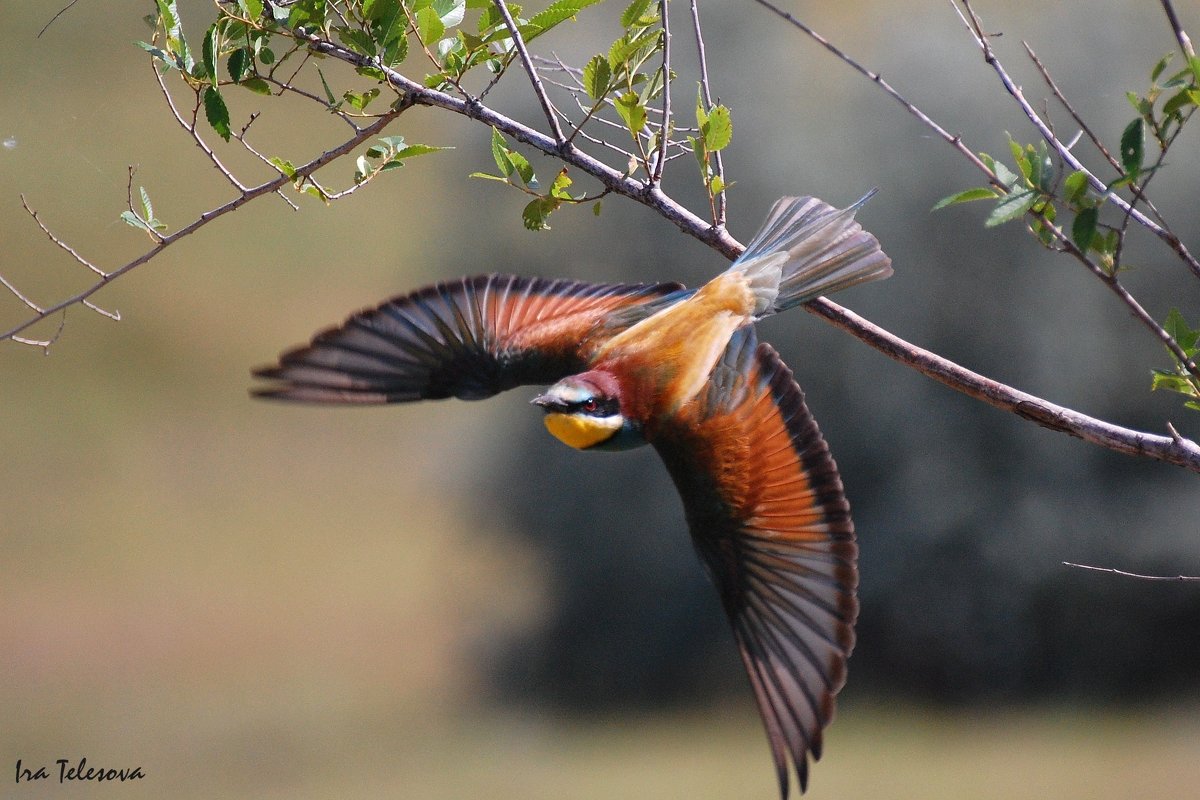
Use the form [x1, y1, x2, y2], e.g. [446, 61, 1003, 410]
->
[5, 0, 1200, 475]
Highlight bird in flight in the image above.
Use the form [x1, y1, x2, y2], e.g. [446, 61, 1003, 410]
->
[252, 195, 891, 796]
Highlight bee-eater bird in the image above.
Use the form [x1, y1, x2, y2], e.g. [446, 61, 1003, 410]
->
[252, 194, 892, 797]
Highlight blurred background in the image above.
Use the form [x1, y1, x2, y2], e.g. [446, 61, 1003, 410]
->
[2, 1, 1198, 798]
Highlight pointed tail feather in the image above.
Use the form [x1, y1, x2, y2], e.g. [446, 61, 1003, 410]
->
[727, 191, 892, 317]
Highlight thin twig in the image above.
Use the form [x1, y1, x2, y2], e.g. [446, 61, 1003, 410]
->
[651, 0, 671, 183]
[953, 0, 1200, 281]
[1063, 562, 1200, 581]
[153, 62, 248, 193]
[494, 0, 567, 146]
[1160, 0, 1196, 60]
[21, 195, 108, 277]
[690, 0, 726, 224]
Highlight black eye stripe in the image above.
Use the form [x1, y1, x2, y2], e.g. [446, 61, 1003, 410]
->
[569, 397, 619, 416]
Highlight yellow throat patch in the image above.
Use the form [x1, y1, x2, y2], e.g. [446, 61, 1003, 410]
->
[542, 412, 620, 450]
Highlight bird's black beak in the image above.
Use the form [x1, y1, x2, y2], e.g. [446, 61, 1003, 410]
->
[531, 393, 564, 412]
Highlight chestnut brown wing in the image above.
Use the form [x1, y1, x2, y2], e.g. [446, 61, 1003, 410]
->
[651, 327, 857, 798]
[252, 274, 684, 403]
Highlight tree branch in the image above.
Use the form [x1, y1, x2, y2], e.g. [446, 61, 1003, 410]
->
[1063, 562, 1200, 581]
[297, 35, 1200, 473]
[494, 0, 567, 146]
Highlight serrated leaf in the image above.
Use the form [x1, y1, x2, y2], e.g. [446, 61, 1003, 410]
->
[336, 26, 377, 56]
[1071, 206, 1098, 252]
[615, 91, 647, 134]
[702, 104, 732, 152]
[139, 186, 154, 221]
[432, 0, 466, 27]
[528, 0, 603, 33]
[1119, 118, 1144, 179]
[582, 54, 611, 101]
[227, 47, 251, 83]
[985, 188, 1037, 227]
[931, 187, 997, 211]
[203, 86, 231, 141]
[1150, 369, 1196, 394]
[155, 0, 194, 71]
[621, 0, 655, 27]
[202, 23, 219, 85]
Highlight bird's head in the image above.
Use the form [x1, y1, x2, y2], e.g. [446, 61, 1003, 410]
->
[531, 370, 645, 451]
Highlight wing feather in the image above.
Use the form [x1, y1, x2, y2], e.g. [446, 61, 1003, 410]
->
[652, 327, 857, 797]
[253, 273, 683, 403]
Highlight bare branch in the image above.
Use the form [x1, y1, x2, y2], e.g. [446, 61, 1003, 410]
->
[1160, 0, 1196, 61]
[153, 62, 248, 193]
[1063, 562, 1200, 581]
[494, 0, 567, 146]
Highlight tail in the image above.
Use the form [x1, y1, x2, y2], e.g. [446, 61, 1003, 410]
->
[727, 191, 892, 317]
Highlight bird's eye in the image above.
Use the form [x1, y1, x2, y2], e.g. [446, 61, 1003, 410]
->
[582, 398, 598, 413]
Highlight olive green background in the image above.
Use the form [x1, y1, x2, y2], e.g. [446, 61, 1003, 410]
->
[2, 1, 1198, 798]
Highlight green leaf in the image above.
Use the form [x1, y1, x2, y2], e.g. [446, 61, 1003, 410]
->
[336, 26, 378, 56]
[522, 196, 561, 230]
[202, 23, 219, 85]
[549, 168, 573, 199]
[1071, 206, 1098, 252]
[700, 104, 732, 151]
[1162, 87, 1197, 119]
[317, 67, 337, 106]
[1151, 52, 1173, 82]
[1119, 118, 1144, 179]
[984, 188, 1037, 227]
[343, 88, 381, 110]
[931, 187, 998, 211]
[238, 0, 264, 20]
[416, 6, 445, 44]
[507, 150, 536, 188]
[615, 91, 647, 134]
[139, 186, 154, 221]
[155, 0, 194, 71]
[240, 77, 271, 95]
[203, 86, 232, 141]
[227, 47, 251, 83]
[1151, 369, 1197, 395]
[469, 171, 510, 183]
[490, 128, 515, 177]
[528, 0, 603, 33]
[1164, 308, 1200, 353]
[582, 54, 611, 101]
[269, 157, 296, 178]
[287, 0, 327, 32]
[621, 0, 656, 27]
[393, 143, 451, 159]
[1063, 170, 1090, 205]
[120, 210, 152, 233]
[432, 0, 466, 27]
[709, 175, 726, 195]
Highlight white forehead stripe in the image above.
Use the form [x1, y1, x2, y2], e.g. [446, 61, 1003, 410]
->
[550, 384, 593, 404]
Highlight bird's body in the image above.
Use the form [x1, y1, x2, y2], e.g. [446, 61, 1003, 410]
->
[254, 195, 891, 797]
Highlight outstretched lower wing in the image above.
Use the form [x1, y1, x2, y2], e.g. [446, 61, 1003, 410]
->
[651, 327, 857, 798]
[253, 273, 684, 403]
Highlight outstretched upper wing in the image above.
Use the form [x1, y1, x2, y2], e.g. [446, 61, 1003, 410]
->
[253, 273, 684, 403]
[651, 327, 857, 798]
